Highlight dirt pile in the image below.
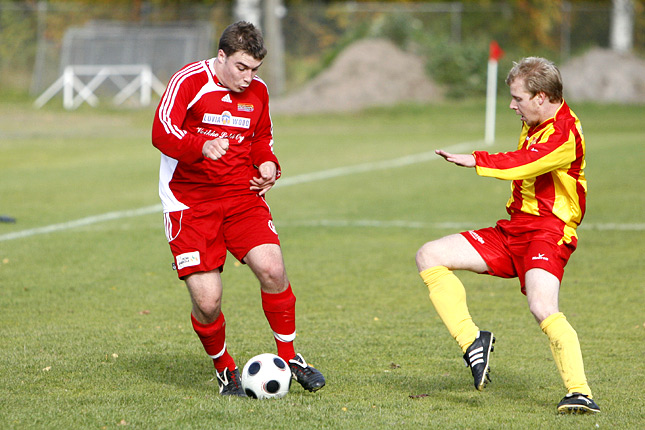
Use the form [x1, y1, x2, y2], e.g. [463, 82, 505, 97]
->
[270, 38, 443, 115]
[270, 41, 645, 115]
[560, 48, 645, 104]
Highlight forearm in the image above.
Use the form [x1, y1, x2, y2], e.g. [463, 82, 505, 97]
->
[474, 146, 574, 180]
[152, 121, 207, 164]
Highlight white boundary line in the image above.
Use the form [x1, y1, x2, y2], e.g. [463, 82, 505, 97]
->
[274, 141, 475, 188]
[0, 205, 162, 242]
[276, 219, 645, 231]
[0, 142, 476, 243]
[2, 140, 643, 241]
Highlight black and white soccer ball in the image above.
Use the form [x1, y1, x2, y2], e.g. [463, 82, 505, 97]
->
[241, 353, 292, 399]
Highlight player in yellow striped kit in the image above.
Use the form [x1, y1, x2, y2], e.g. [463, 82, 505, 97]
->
[416, 57, 599, 414]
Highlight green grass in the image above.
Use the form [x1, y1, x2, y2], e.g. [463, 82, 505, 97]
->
[1, 98, 644, 429]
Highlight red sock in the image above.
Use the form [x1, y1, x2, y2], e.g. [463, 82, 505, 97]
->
[261, 284, 297, 361]
[191, 313, 236, 373]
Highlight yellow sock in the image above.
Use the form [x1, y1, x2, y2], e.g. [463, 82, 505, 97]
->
[419, 266, 479, 353]
[540, 312, 592, 397]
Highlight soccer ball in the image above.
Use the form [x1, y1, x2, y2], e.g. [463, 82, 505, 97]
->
[241, 353, 292, 399]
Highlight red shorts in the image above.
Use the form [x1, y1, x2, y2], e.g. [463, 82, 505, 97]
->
[163, 194, 280, 279]
[461, 214, 577, 294]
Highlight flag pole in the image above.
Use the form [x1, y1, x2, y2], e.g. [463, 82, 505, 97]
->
[485, 41, 504, 145]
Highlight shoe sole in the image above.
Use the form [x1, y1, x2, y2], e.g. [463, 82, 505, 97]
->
[475, 334, 495, 391]
[221, 392, 248, 397]
[306, 382, 325, 392]
[292, 374, 325, 392]
[557, 405, 600, 414]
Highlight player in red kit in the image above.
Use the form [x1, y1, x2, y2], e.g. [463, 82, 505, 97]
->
[416, 57, 599, 414]
[152, 21, 325, 396]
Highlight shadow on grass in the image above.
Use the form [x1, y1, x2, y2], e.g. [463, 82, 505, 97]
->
[382, 362, 555, 412]
[120, 350, 218, 391]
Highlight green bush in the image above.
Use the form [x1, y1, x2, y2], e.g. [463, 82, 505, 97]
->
[367, 12, 491, 99]
[424, 37, 490, 99]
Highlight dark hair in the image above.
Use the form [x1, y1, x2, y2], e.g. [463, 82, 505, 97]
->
[218, 21, 267, 60]
[505, 57, 563, 103]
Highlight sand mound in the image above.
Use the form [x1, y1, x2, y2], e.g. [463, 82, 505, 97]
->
[561, 47, 645, 104]
[270, 38, 443, 115]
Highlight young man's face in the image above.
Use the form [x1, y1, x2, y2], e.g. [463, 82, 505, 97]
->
[509, 78, 543, 127]
[216, 50, 263, 93]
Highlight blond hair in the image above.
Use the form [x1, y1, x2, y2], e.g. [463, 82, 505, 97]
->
[506, 57, 563, 103]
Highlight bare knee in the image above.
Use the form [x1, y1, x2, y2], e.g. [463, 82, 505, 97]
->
[526, 292, 560, 323]
[185, 271, 223, 323]
[525, 269, 560, 323]
[192, 297, 222, 323]
[258, 263, 286, 286]
[255, 260, 288, 293]
[416, 234, 489, 274]
[416, 240, 443, 272]
[245, 244, 289, 293]
[528, 301, 559, 324]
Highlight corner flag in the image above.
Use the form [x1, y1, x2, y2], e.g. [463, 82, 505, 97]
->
[485, 41, 504, 145]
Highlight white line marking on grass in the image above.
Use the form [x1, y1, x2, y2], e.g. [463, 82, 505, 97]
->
[277, 219, 645, 231]
[578, 223, 645, 231]
[0, 205, 162, 242]
[1, 142, 476, 242]
[274, 142, 476, 188]
[2, 140, 644, 241]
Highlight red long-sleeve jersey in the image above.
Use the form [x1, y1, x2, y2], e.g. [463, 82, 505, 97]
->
[473, 101, 587, 243]
[152, 59, 280, 212]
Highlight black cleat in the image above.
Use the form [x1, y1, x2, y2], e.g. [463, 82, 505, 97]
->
[288, 353, 326, 392]
[463, 330, 495, 391]
[216, 367, 247, 397]
[557, 392, 600, 414]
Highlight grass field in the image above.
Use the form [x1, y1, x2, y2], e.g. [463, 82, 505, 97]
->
[1, 97, 644, 429]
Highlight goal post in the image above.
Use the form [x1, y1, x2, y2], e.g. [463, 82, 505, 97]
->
[34, 64, 166, 110]
[33, 21, 213, 109]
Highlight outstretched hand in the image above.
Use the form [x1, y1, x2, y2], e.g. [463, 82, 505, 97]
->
[250, 161, 277, 196]
[435, 149, 476, 168]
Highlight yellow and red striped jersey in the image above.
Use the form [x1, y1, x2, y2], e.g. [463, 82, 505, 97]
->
[473, 101, 587, 243]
